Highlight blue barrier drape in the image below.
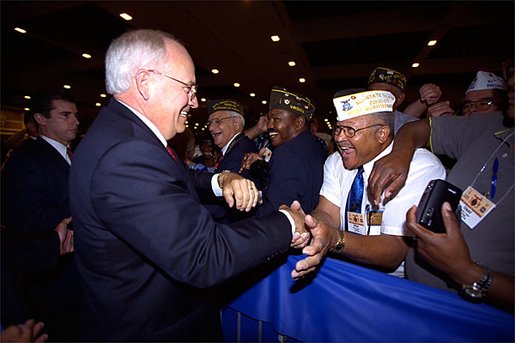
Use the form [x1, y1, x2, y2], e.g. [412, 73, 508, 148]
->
[225, 255, 514, 342]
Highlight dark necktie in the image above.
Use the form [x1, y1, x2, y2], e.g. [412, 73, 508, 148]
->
[214, 153, 223, 170]
[345, 166, 364, 230]
[166, 146, 177, 160]
[66, 146, 73, 161]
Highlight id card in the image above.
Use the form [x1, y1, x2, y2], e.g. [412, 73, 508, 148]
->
[460, 186, 496, 229]
[347, 212, 365, 234]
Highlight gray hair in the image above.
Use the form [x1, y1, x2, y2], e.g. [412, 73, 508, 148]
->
[105, 29, 178, 94]
[227, 111, 245, 128]
[371, 112, 394, 136]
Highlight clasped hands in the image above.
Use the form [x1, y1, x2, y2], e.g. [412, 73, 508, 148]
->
[220, 172, 260, 211]
[279, 201, 340, 280]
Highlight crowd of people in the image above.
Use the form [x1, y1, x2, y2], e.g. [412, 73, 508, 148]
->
[1, 28, 513, 341]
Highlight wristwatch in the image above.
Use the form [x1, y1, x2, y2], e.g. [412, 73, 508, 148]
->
[217, 170, 231, 189]
[330, 230, 346, 254]
[461, 264, 494, 299]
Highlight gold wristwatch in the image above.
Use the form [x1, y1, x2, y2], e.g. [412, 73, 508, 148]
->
[462, 264, 494, 300]
[331, 230, 346, 254]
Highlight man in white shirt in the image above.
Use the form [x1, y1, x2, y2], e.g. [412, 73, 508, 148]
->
[309, 89, 446, 276]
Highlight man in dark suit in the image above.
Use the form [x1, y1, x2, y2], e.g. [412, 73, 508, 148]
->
[1, 89, 81, 340]
[241, 87, 327, 216]
[69, 29, 337, 342]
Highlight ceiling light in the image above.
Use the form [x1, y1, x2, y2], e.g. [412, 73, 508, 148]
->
[201, 98, 206, 102]
[63, 84, 71, 89]
[100, 94, 107, 98]
[95, 103, 101, 107]
[324, 118, 329, 122]
[427, 40, 437, 46]
[412, 63, 420, 68]
[250, 93, 255, 97]
[288, 61, 296, 67]
[211, 69, 219, 74]
[82, 53, 92, 59]
[261, 100, 267, 105]
[299, 78, 306, 83]
[233, 82, 240, 88]
[120, 13, 132, 21]
[24, 107, 30, 111]
[14, 27, 27, 34]
[271, 35, 280, 42]
[24, 95, 31, 99]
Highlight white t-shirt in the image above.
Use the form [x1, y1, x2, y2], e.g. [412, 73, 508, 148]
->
[320, 143, 446, 276]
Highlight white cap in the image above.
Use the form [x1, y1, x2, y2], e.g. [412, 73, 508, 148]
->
[465, 71, 506, 94]
[333, 90, 395, 121]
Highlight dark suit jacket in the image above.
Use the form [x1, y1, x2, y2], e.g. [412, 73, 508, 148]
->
[215, 133, 257, 174]
[257, 130, 326, 216]
[1, 138, 81, 338]
[69, 99, 292, 341]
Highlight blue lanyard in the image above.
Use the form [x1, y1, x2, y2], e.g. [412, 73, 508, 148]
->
[490, 157, 499, 200]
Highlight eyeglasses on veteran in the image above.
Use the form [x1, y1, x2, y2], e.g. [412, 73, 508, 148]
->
[146, 69, 197, 101]
[333, 123, 383, 138]
[207, 116, 237, 127]
[462, 98, 497, 111]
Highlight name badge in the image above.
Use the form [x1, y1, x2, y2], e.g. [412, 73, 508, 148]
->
[460, 186, 496, 229]
[347, 212, 365, 235]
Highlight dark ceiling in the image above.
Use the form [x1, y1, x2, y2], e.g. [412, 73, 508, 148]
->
[1, 0, 514, 133]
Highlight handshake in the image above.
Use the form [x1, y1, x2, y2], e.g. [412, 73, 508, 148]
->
[279, 201, 340, 280]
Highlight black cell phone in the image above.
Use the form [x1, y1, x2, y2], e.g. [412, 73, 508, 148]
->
[415, 179, 462, 233]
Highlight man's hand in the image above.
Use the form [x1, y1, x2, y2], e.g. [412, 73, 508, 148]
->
[291, 214, 339, 280]
[279, 201, 309, 249]
[406, 203, 474, 282]
[367, 147, 411, 206]
[239, 152, 262, 173]
[54, 217, 74, 255]
[427, 101, 454, 117]
[419, 83, 442, 106]
[0, 319, 48, 343]
[221, 172, 260, 211]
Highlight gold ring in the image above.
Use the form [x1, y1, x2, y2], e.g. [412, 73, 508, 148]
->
[250, 187, 254, 190]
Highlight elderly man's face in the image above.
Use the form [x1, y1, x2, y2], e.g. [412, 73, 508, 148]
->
[267, 109, 300, 147]
[208, 111, 241, 148]
[148, 40, 198, 140]
[334, 114, 383, 170]
[462, 89, 504, 117]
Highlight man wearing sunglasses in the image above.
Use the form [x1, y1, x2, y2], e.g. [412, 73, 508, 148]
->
[307, 89, 445, 277]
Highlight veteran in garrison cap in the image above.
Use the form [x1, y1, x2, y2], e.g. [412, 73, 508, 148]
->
[306, 89, 445, 277]
[242, 86, 326, 217]
[367, 67, 416, 133]
[461, 71, 507, 117]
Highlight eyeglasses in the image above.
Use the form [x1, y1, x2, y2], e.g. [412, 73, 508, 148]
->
[333, 123, 383, 138]
[207, 116, 236, 127]
[146, 69, 197, 101]
[462, 98, 496, 112]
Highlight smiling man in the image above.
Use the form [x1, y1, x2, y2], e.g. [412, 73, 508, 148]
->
[308, 89, 445, 277]
[68, 30, 336, 341]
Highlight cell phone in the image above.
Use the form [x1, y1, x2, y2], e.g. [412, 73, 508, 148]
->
[416, 179, 462, 233]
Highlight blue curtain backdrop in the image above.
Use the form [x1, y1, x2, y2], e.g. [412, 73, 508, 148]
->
[223, 255, 514, 342]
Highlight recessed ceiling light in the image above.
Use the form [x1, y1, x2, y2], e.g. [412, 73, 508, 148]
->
[288, 61, 296, 67]
[271, 35, 280, 42]
[201, 98, 206, 102]
[211, 69, 219, 74]
[100, 94, 107, 98]
[324, 118, 329, 122]
[24, 95, 31, 100]
[95, 103, 101, 107]
[120, 13, 132, 21]
[261, 100, 267, 105]
[14, 27, 27, 34]
[233, 82, 240, 88]
[82, 53, 92, 59]
[250, 93, 256, 97]
[299, 78, 306, 83]
[412, 63, 420, 68]
[24, 107, 30, 111]
[427, 40, 437, 46]
[63, 85, 71, 89]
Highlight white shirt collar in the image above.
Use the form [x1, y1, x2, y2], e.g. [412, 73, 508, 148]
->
[221, 132, 241, 156]
[41, 135, 71, 165]
[117, 99, 167, 147]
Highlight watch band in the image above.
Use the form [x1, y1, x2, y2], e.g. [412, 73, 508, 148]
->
[330, 230, 346, 254]
[217, 170, 231, 189]
[461, 264, 494, 300]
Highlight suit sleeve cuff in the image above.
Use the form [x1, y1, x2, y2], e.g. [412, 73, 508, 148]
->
[278, 209, 296, 235]
[212, 174, 222, 197]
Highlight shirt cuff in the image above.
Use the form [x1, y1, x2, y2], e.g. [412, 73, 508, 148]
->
[212, 174, 223, 197]
[278, 209, 296, 235]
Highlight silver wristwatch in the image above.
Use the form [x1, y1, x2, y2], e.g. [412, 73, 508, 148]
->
[462, 265, 494, 299]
